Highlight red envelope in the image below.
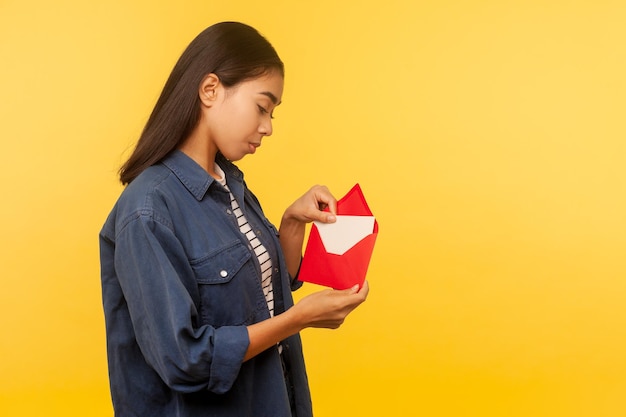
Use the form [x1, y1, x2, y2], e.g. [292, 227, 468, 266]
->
[298, 184, 378, 290]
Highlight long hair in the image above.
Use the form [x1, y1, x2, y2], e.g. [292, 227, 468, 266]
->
[119, 22, 284, 185]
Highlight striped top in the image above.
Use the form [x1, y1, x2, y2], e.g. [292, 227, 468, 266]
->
[214, 164, 275, 317]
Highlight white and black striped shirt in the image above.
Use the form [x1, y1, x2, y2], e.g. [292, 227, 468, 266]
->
[214, 164, 275, 317]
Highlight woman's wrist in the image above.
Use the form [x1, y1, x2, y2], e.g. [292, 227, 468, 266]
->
[279, 211, 305, 235]
[282, 304, 306, 333]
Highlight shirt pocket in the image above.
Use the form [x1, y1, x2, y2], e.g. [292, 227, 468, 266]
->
[191, 241, 264, 327]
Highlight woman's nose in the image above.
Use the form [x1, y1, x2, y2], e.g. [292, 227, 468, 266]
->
[259, 119, 273, 137]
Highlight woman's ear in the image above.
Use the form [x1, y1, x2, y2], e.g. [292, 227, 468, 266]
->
[199, 73, 220, 107]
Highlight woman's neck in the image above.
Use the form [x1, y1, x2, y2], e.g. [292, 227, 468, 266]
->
[179, 127, 220, 180]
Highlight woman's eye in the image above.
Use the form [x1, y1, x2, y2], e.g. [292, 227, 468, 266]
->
[258, 105, 275, 119]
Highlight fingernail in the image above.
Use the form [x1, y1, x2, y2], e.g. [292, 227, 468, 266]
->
[328, 214, 336, 222]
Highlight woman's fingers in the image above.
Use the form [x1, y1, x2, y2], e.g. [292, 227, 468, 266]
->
[295, 281, 369, 329]
[284, 185, 338, 224]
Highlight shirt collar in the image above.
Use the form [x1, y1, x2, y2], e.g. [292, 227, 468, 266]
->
[162, 150, 213, 201]
[215, 152, 245, 181]
[161, 150, 245, 201]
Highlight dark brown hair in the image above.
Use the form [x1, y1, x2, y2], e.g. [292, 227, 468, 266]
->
[119, 22, 284, 184]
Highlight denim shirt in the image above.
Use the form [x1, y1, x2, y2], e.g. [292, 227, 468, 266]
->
[99, 151, 313, 417]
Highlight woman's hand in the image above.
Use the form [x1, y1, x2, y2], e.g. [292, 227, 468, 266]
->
[279, 185, 338, 277]
[290, 281, 370, 330]
[244, 282, 370, 361]
[282, 185, 338, 225]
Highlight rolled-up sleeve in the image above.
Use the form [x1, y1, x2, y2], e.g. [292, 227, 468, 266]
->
[113, 212, 249, 394]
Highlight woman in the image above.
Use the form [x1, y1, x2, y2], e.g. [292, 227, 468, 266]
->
[99, 21, 368, 417]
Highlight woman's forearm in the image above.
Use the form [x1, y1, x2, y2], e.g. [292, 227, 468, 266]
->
[244, 308, 303, 361]
[278, 216, 306, 278]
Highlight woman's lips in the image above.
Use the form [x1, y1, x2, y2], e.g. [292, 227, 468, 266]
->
[249, 142, 261, 153]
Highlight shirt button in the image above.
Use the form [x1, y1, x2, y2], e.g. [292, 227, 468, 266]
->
[220, 270, 228, 278]
[226, 209, 232, 215]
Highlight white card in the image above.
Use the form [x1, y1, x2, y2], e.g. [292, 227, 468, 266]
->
[314, 215, 376, 255]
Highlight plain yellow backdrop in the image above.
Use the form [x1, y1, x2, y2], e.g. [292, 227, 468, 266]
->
[2, 0, 626, 416]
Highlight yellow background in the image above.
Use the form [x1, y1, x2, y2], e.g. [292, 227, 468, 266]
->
[2, 0, 625, 415]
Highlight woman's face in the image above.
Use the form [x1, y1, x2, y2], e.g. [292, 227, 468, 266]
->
[203, 70, 284, 162]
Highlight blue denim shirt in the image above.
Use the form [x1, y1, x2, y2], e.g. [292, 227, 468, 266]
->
[99, 150, 312, 416]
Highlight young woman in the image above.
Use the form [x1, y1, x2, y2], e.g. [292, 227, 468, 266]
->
[99, 22, 368, 417]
